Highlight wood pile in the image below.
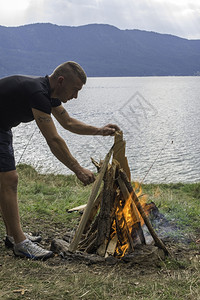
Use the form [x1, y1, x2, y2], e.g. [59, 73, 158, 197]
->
[51, 131, 169, 264]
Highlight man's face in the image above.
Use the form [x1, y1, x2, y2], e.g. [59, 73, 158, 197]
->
[55, 76, 83, 103]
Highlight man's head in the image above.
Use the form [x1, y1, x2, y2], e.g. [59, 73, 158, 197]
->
[49, 61, 87, 102]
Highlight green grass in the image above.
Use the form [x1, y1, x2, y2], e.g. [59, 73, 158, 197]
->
[0, 164, 199, 300]
[143, 183, 200, 233]
[17, 164, 93, 228]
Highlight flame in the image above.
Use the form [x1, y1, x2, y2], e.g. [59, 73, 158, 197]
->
[112, 182, 149, 258]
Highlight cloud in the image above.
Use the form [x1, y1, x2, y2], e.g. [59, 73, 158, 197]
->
[0, 0, 199, 39]
[0, 0, 30, 26]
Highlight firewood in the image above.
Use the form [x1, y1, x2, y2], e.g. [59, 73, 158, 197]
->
[105, 234, 118, 257]
[113, 202, 134, 255]
[131, 222, 146, 245]
[51, 238, 70, 254]
[84, 236, 98, 254]
[113, 131, 131, 180]
[78, 230, 97, 251]
[117, 176, 140, 223]
[122, 213, 134, 251]
[97, 239, 109, 256]
[122, 244, 165, 264]
[67, 204, 87, 213]
[119, 169, 169, 255]
[96, 164, 116, 256]
[63, 232, 74, 243]
[117, 176, 146, 244]
[68, 146, 113, 253]
[83, 190, 103, 234]
[96, 166, 115, 245]
[83, 214, 99, 241]
[114, 213, 128, 257]
[56, 130, 168, 262]
[91, 157, 100, 170]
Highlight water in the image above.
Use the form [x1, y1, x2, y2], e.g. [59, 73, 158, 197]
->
[12, 76, 200, 183]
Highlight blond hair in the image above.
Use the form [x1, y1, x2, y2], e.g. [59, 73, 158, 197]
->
[51, 61, 87, 84]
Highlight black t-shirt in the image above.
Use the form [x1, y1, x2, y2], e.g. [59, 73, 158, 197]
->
[0, 75, 61, 130]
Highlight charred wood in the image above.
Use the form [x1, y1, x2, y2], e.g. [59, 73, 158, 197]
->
[78, 230, 97, 252]
[119, 169, 169, 255]
[51, 239, 70, 254]
[117, 175, 146, 245]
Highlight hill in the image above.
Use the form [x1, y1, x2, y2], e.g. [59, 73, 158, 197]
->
[0, 23, 200, 77]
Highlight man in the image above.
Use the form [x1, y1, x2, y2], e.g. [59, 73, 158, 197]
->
[0, 61, 119, 260]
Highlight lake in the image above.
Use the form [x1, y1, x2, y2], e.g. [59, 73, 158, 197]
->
[12, 76, 200, 183]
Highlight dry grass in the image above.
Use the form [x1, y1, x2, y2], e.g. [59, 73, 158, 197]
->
[0, 165, 200, 300]
[0, 251, 199, 300]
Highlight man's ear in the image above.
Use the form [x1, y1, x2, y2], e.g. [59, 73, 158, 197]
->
[57, 76, 65, 86]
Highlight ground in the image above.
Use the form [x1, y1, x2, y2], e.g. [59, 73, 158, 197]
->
[0, 165, 199, 299]
[0, 225, 199, 300]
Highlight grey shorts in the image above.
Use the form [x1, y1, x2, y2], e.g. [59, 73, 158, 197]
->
[0, 128, 16, 172]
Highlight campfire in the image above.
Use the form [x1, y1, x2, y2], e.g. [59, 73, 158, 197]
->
[51, 131, 169, 264]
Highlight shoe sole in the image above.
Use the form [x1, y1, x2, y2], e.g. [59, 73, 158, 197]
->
[13, 251, 54, 261]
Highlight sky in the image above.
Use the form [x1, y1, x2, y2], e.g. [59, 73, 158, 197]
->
[0, 0, 200, 39]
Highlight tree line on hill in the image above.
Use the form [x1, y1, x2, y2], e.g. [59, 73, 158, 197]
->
[0, 23, 200, 77]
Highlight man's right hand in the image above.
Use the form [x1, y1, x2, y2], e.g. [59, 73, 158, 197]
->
[75, 167, 95, 185]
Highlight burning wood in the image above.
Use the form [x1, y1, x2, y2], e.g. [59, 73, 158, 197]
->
[51, 131, 169, 262]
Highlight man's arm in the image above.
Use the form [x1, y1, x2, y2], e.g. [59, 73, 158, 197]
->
[52, 105, 120, 135]
[32, 108, 95, 185]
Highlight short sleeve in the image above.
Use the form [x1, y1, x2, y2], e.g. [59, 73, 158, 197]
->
[29, 92, 52, 114]
[50, 98, 62, 107]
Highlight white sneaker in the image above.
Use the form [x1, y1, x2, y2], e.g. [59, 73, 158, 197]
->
[13, 240, 54, 260]
[5, 233, 42, 249]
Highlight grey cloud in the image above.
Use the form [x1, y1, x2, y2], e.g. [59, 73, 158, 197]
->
[1, 0, 200, 39]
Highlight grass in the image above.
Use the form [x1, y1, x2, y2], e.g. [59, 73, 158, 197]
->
[143, 183, 200, 234]
[0, 164, 199, 300]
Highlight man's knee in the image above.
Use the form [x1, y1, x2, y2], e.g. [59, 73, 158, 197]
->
[0, 170, 19, 192]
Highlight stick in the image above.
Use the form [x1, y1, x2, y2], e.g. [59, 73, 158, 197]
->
[96, 164, 116, 248]
[117, 176, 146, 244]
[105, 234, 118, 257]
[113, 131, 131, 180]
[119, 169, 169, 255]
[84, 190, 103, 233]
[68, 146, 113, 253]
[67, 204, 87, 213]
[78, 231, 97, 252]
[122, 213, 134, 252]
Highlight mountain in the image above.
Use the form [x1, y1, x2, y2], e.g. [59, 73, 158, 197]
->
[0, 23, 200, 77]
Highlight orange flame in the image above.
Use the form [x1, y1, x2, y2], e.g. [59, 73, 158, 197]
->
[112, 182, 149, 258]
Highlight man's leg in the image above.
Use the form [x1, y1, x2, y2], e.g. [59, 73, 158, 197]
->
[0, 173, 42, 248]
[0, 129, 53, 259]
[0, 170, 54, 259]
[0, 170, 26, 244]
